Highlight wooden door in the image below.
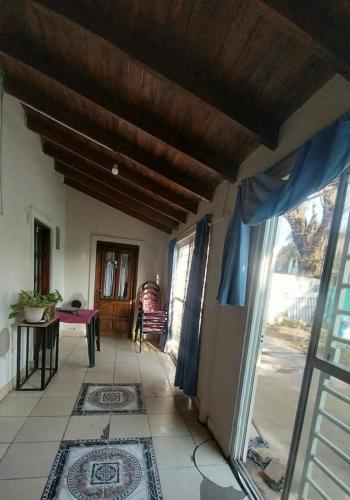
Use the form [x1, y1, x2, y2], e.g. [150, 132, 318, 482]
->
[34, 219, 51, 294]
[94, 242, 139, 337]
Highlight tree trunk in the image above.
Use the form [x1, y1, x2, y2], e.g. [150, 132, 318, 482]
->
[284, 190, 335, 278]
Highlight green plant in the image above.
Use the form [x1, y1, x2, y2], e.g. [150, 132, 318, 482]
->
[8, 290, 62, 319]
[46, 289, 63, 304]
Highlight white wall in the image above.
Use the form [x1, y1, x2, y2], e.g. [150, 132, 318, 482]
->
[171, 75, 350, 455]
[0, 94, 65, 399]
[64, 187, 169, 314]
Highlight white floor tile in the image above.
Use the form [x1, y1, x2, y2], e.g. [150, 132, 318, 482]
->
[52, 369, 86, 383]
[0, 397, 40, 417]
[194, 440, 226, 466]
[109, 414, 150, 438]
[113, 373, 142, 383]
[14, 416, 69, 442]
[148, 413, 190, 437]
[0, 417, 26, 442]
[159, 465, 245, 500]
[30, 397, 76, 416]
[0, 444, 9, 460]
[145, 397, 180, 414]
[42, 383, 81, 398]
[84, 371, 114, 383]
[142, 382, 174, 398]
[200, 464, 243, 488]
[184, 414, 211, 440]
[0, 442, 59, 478]
[6, 390, 43, 398]
[64, 415, 110, 440]
[153, 436, 195, 468]
[0, 478, 47, 500]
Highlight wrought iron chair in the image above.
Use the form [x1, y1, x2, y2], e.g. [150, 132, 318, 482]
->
[134, 281, 168, 352]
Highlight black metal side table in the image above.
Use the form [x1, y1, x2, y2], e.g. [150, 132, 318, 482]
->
[16, 316, 60, 391]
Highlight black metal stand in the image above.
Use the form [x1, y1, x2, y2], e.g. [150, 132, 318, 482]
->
[86, 313, 100, 367]
[94, 312, 101, 352]
[16, 317, 60, 391]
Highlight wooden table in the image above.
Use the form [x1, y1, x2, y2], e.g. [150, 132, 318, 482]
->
[16, 316, 59, 391]
[58, 309, 100, 367]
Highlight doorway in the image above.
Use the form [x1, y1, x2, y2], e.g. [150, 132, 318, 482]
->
[232, 171, 350, 499]
[94, 241, 138, 337]
[34, 219, 51, 294]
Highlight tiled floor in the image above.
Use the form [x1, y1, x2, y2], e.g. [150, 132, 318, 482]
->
[0, 333, 246, 499]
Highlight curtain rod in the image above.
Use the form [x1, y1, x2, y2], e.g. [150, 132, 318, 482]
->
[174, 214, 212, 242]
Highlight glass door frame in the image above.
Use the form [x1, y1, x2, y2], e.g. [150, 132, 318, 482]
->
[168, 231, 195, 361]
[230, 168, 350, 499]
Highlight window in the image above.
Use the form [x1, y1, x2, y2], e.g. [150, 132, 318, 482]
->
[168, 234, 195, 360]
[34, 219, 51, 294]
[99, 246, 132, 301]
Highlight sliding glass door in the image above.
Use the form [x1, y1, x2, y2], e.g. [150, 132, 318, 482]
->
[168, 235, 195, 360]
[287, 174, 350, 500]
[232, 170, 350, 499]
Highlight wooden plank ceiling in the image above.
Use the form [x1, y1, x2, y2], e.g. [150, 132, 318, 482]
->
[0, 0, 348, 233]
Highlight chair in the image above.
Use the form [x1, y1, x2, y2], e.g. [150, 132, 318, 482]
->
[134, 281, 168, 352]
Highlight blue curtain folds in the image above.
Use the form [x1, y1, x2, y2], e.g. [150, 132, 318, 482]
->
[218, 110, 350, 307]
[175, 218, 210, 396]
[160, 239, 176, 350]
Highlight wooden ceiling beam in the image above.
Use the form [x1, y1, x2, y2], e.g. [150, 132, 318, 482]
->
[25, 107, 196, 215]
[0, 33, 238, 180]
[256, 0, 350, 80]
[4, 77, 209, 203]
[53, 156, 186, 224]
[54, 161, 179, 231]
[64, 178, 172, 234]
[31, 0, 279, 149]
[27, 116, 187, 222]
[41, 142, 179, 229]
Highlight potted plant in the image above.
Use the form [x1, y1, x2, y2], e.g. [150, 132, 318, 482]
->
[9, 291, 52, 323]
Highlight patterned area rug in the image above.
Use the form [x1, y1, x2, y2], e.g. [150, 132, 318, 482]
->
[42, 438, 163, 499]
[73, 384, 145, 415]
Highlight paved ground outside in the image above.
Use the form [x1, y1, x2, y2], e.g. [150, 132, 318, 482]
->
[248, 334, 349, 499]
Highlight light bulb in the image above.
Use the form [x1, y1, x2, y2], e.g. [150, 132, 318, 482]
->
[112, 164, 119, 176]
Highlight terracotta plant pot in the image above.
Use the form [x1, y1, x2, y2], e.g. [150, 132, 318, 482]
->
[46, 303, 56, 319]
[23, 306, 45, 323]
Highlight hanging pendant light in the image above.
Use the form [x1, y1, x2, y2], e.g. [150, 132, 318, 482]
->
[112, 148, 119, 176]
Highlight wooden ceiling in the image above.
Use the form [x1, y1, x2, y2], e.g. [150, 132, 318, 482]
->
[0, 1, 348, 233]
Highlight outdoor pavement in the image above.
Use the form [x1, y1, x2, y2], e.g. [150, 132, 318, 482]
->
[250, 333, 349, 499]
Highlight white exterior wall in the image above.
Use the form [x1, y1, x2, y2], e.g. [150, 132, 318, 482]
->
[171, 75, 350, 455]
[0, 94, 65, 399]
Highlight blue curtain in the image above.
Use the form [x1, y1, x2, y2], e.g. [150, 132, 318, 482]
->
[160, 239, 176, 350]
[175, 218, 210, 396]
[218, 111, 350, 307]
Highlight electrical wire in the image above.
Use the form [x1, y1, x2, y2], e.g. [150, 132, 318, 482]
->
[192, 438, 249, 496]
[192, 438, 225, 484]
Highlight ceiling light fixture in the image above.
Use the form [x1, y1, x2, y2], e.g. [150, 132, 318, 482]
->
[112, 148, 119, 176]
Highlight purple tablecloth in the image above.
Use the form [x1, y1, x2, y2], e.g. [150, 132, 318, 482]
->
[58, 309, 98, 325]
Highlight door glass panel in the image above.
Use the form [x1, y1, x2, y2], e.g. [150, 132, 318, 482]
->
[102, 250, 116, 298]
[242, 182, 337, 498]
[318, 179, 350, 372]
[169, 239, 194, 359]
[291, 369, 350, 500]
[117, 252, 129, 300]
